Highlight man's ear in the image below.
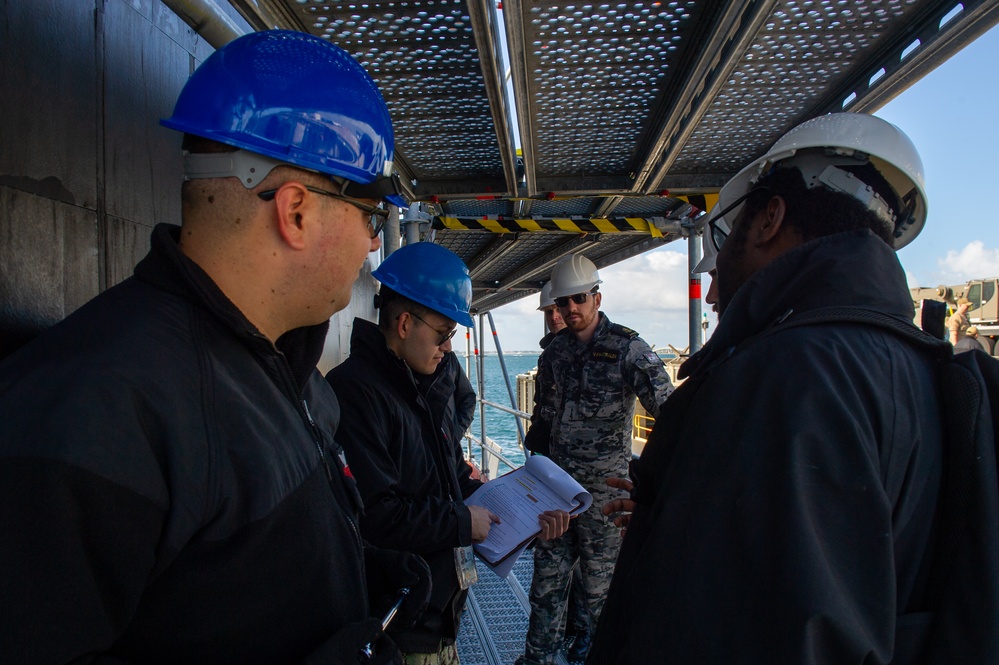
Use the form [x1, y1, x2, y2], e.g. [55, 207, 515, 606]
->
[395, 311, 413, 340]
[754, 195, 788, 247]
[593, 292, 602, 310]
[270, 182, 312, 250]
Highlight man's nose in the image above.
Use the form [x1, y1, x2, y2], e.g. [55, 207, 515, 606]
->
[369, 233, 382, 253]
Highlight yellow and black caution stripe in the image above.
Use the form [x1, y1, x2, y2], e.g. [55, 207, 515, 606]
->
[432, 194, 718, 236]
[674, 193, 718, 213]
[434, 216, 668, 236]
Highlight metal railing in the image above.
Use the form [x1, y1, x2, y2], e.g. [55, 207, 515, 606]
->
[633, 412, 655, 442]
[461, 312, 536, 480]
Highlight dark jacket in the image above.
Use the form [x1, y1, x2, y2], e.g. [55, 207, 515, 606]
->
[590, 230, 946, 665]
[524, 332, 558, 455]
[417, 351, 476, 446]
[326, 320, 483, 652]
[0, 224, 369, 664]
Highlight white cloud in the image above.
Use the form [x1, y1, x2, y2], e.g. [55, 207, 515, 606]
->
[598, 248, 689, 314]
[937, 241, 999, 279]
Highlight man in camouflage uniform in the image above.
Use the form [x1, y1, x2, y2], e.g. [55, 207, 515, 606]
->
[517, 256, 673, 665]
[524, 282, 590, 662]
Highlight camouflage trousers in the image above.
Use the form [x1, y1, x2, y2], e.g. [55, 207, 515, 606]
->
[518, 481, 623, 665]
[402, 642, 460, 665]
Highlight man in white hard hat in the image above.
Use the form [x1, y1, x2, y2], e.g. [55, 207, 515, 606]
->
[524, 283, 589, 661]
[538, 281, 567, 342]
[692, 215, 731, 314]
[590, 113, 982, 663]
[517, 257, 673, 665]
[524, 282, 566, 458]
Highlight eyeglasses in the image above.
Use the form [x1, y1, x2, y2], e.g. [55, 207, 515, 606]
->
[554, 290, 597, 308]
[706, 186, 771, 252]
[409, 311, 458, 346]
[258, 185, 389, 239]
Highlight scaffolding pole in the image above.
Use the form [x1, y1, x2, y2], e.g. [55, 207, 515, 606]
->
[687, 225, 703, 355]
[465, 327, 473, 459]
[477, 314, 487, 473]
[486, 311, 526, 446]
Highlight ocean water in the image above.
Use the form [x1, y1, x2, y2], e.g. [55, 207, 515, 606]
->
[458, 352, 541, 473]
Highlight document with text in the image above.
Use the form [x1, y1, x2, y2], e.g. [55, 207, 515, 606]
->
[465, 455, 592, 576]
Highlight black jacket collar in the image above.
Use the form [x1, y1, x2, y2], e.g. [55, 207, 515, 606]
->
[348, 318, 421, 393]
[133, 224, 330, 391]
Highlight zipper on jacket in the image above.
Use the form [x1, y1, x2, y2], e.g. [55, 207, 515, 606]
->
[302, 397, 363, 549]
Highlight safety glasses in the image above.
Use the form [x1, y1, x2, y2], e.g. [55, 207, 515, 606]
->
[707, 186, 771, 252]
[258, 185, 388, 239]
[409, 311, 458, 346]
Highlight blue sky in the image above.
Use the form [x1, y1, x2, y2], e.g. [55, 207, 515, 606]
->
[488, 23, 999, 352]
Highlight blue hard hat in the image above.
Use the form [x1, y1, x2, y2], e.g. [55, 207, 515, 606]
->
[373, 243, 474, 329]
[161, 30, 406, 206]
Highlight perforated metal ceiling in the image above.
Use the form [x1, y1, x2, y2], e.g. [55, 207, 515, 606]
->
[232, 0, 999, 311]
[519, 1, 712, 183]
[669, 0, 950, 177]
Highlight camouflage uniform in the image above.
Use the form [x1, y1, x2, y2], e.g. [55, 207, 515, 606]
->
[402, 643, 460, 665]
[518, 314, 673, 665]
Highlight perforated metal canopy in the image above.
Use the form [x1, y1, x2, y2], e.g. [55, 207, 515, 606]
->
[231, 0, 999, 312]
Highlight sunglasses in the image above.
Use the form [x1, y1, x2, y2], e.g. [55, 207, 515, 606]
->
[554, 290, 597, 308]
[258, 185, 388, 239]
[409, 311, 458, 346]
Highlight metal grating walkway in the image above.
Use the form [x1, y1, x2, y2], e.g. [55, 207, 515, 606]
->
[457, 554, 573, 665]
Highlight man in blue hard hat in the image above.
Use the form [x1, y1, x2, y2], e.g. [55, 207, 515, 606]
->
[0, 30, 426, 664]
[327, 242, 571, 664]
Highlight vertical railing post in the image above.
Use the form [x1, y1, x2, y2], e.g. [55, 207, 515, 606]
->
[465, 327, 473, 459]
[477, 313, 487, 473]
[687, 225, 703, 355]
[486, 311, 526, 446]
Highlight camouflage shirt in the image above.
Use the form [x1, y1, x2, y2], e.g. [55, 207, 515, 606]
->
[536, 313, 673, 484]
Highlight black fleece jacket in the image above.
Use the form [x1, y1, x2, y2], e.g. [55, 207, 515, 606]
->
[590, 230, 946, 665]
[326, 319, 483, 652]
[0, 224, 369, 664]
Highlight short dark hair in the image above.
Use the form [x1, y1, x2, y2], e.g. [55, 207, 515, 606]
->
[376, 286, 435, 331]
[744, 166, 896, 247]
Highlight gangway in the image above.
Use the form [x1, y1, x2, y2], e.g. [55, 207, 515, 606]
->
[6, 1, 999, 663]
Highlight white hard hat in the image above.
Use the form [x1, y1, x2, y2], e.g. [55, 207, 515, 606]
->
[693, 216, 730, 273]
[716, 112, 927, 249]
[549, 254, 602, 299]
[538, 282, 556, 310]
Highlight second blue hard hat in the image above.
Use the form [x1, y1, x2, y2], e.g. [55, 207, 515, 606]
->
[373, 243, 474, 328]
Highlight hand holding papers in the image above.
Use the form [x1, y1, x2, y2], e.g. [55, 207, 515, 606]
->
[465, 455, 592, 576]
